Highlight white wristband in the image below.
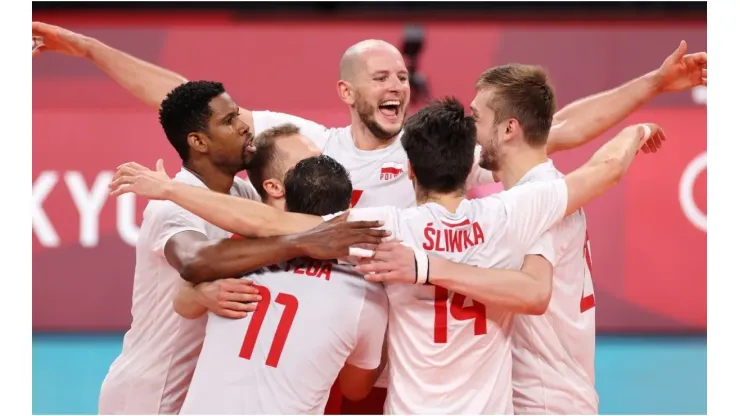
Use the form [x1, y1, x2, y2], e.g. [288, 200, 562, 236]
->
[638, 124, 652, 143]
[412, 247, 429, 285]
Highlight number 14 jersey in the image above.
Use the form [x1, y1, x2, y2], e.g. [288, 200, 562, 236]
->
[341, 179, 569, 414]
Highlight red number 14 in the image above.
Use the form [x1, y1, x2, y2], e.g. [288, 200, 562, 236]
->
[433, 286, 487, 344]
[239, 285, 299, 368]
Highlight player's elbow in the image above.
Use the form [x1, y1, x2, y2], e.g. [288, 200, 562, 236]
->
[172, 298, 205, 319]
[340, 383, 373, 402]
[338, 366, 375, 402]
[178, 247, 215, 284]
[527, 290, 551, 315]
[522, 283, 552, 315]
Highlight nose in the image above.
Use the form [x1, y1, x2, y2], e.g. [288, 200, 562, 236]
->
[388, 75, 403, 93]
[236, 117, 249, 136]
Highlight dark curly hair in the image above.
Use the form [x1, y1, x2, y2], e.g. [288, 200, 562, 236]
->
[158, 81, 226, 162]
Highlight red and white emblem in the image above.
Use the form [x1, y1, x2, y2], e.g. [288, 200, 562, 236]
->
[379, 162, 404, 180]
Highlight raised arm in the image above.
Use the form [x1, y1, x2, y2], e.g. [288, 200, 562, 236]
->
[562, 123, 662, 217]
[546, 41, 706, 154]
[33, 22, 190, 110]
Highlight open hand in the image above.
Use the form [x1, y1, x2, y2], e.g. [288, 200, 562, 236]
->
[653, 40, 707, 92]
[109, 159, 174, 200]
[32, 21, 90, 58]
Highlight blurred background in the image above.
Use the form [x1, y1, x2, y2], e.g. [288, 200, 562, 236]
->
[32, 1, 706, 415]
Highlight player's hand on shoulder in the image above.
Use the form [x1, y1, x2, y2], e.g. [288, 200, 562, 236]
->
[355, 241, 417, 284]
[636, 123, 667, 154]
[196, 278, 262, 319]
[653, 40, 707, 93]
[294, 211, 390, 260]
[109, 159, 174, 199]
[32, 22, 90, 58]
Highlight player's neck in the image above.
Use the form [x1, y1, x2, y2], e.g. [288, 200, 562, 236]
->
[350, 115, 398, 151]
[417, 188, 466, 213]
[183, 162, 235, 194]
[496, 147, 549, 190]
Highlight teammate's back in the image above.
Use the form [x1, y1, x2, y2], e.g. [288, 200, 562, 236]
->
[180, 259, 387, 414]
[180, 154, 389, 414]
[347, 175, 567, 414]
[511, 160, 598, 414]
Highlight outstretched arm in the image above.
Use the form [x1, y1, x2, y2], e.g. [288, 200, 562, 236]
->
[547, 40, 706, 154]
[110, 160, 321, 237]
[561, 123, 662, 217]
[32, 22, 256, 128]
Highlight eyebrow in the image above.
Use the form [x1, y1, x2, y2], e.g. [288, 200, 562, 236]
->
[219, 109, 238, 122]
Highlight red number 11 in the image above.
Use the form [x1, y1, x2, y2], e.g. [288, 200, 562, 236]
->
[239, 285, 299, 368]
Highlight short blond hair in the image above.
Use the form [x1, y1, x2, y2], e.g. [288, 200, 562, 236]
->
[476, 64, 556, 147]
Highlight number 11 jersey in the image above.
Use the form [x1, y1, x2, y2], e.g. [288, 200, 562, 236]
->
[180, 259, 388, 415]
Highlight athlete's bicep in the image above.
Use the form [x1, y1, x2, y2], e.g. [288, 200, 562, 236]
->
[163, 231, 209, 273]
[151, 201, 210, 261]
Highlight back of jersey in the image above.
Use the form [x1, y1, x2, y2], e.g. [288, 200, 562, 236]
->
[512, 161, 598, 414]
[354, 180, 568, 414]
[180, 259, 388, 415]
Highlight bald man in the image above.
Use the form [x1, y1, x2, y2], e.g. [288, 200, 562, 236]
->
[34, 21, 707, 414]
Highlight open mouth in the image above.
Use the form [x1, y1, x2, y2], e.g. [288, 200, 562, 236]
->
[378, 100, 401, 121]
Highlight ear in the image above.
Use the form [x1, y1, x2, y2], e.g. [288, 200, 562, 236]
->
[337, 80, 355, 105]
[407, 161, 415, 181]
[503, 119, 520, 142]
[187, 132, 209, 155]
[263, 179, 285, 200]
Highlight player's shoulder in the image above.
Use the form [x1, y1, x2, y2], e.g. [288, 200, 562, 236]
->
[142, 198, 188, 222]
[467, 193, 508, 216]
[251, 110, 338, 150]
[529, 160, 564, 181]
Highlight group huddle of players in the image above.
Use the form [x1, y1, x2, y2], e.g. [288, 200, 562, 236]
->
[33, 21, 707, 415]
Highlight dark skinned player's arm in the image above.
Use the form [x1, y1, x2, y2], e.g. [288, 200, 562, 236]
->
[166, 231, 303, 319]
[164, 231, 306, 285]
[69, 31, 258, 132]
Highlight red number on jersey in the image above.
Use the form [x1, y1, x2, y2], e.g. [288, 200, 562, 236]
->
[350, 190, 364, 208]
[239, 285, 299, 368]
[580, 230, 596, 313]
[433, 286, 487, 344]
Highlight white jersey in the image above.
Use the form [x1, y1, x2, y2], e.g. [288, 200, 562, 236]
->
[98, 168, 260, 415]
[180, 259, 388, 414]
[253, 111, 496, 211]
[329, 179, 568, 414]
[511, 160, 598, 414]
[253, 111, 496, 389]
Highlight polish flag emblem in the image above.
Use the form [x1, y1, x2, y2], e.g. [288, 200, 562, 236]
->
[380, 162, 404, 180]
